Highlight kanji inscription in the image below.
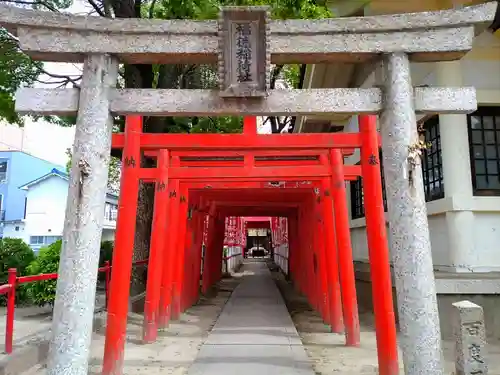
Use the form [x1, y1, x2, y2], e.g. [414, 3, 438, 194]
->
[452, 300, 489, 375]
[234, 22, 253, 82]
[218, 6, 270, 98]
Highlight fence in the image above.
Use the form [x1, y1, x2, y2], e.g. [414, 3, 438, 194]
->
[0, 259, 148, 355]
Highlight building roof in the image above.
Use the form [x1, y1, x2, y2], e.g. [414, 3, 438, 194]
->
[19, 168, 68, 190]
[19, 168, 119, 198]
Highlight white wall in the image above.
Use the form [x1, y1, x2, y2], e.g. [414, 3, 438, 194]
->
[223, 245, 243, 273]
[274, 244, 289, 274]
[20, 176, 117, 245]
[24, 176, 68, 238]
[2, 222, 28, 243]
[347, 32, 500, 274]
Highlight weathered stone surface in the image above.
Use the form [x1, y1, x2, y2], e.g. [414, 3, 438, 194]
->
[218, 7, 270, 97]
[15, 87, 477, 116]
[1, 2, 493, 35]
[0, 2, 495, 64]
[13, 24, 475, 64]
[45, 54, 118, 375]
[452, 300, 489, 375]
[380, 52, 444, 375]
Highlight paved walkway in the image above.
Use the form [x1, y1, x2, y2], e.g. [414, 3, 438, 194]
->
[187, 260, 315, 375]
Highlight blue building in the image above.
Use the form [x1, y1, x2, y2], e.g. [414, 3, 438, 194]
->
[0, 151, 63, 238]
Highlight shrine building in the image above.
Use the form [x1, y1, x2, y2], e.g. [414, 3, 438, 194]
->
[293, 0, 500, 339]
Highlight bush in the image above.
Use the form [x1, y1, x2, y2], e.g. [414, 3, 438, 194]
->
[25, 240, 114, 305]
[25, 240, 62, 307]
[0, 238, 36, 305]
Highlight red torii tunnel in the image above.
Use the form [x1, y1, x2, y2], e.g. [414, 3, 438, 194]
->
[102, 116, 400, 375]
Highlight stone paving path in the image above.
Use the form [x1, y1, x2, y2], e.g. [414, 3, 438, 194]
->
[187, 260, 315, 375]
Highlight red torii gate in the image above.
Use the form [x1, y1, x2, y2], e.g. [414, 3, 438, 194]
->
[104, 115, 398, 375]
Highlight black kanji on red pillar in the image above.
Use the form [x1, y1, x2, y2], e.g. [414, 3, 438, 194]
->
[124, 156, 136, 168]
[368, 154, 379, 165]
[156, 181, 166, 192]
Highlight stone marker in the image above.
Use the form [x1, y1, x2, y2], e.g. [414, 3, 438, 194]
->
[452, 300, 488, 375]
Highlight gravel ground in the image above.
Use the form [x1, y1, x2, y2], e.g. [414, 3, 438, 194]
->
[269, 264, 500, 375]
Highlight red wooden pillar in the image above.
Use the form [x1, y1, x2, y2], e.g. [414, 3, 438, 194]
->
[182, 200, 196, 311]
[167, 177, 181, 319]
[307, 205, 317, 308]
[243, 116, 257, 135]
[287, 215, 296, 280]
[158, 178, 181, 328]
[311, 197, 321, 313]
[330, 149, 360, 347]
[102, 116, 142, 375]
[202, 204, 216, 294]
[191, 205, 205, 305]
[212, 216, 224, 283]
[209, 215, 221, 286]
[359, 115, 399, 375]
[181, 209, 191, 313]
[316, 190, 331, 324]
[320, 170, 344, 331]
[143, 149, 170, 343]
[217, 216, 226, 279]
[294, 211, 304, 294]
[172, 185, 189, 320]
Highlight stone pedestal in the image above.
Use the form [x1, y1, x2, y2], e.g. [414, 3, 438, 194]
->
[452, 300, 488, 375]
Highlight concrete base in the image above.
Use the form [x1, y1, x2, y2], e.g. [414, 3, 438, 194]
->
[354, 262, 500, 340]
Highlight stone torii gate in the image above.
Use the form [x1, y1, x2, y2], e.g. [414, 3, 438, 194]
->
[0, 3, 497, 375]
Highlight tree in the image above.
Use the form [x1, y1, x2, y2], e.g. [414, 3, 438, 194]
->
[0, 0, 333, 295]
[0, 28, 42, 125]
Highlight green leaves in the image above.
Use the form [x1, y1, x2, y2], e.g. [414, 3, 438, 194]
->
[25, 240, 62, 307]
[0, 0, 333, 130]
[0, 29, 42, 125]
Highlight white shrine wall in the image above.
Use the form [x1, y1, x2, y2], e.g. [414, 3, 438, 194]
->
[345, 31, 500, 280]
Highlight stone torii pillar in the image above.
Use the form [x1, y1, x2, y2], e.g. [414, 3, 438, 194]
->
[47, 55, 118, 375]
[380, 52, 444, 375]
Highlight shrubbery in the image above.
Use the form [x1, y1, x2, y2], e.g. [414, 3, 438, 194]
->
[25, 240, 62, 307]
[0, 238, 36, 305]
[0, 238, 115, 307]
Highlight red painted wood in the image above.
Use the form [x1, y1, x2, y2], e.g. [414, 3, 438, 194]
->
[158, 179, 180, 329]
[320, 177, 344, 333]
[103, 114, 397, 375]
[143, 149, 170, 343]
[136, 166, 361, 182]
[359, 115, 399, 375]
[103, 116, 142, 375]
[112, 132, 364, 150]
[331, 149, 360, 347]
[172, 184, 189, 320]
